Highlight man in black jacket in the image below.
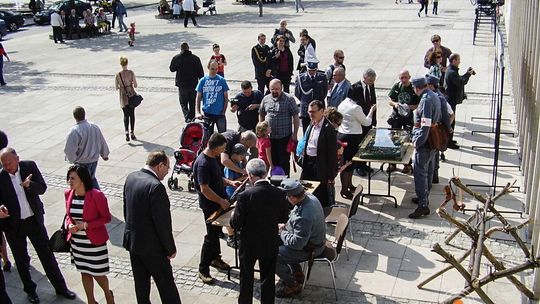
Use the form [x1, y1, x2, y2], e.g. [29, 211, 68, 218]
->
[123, 151, 181, 303]
[170, 42, 204, 123]
[251, 33, 272, 94]
[0, 148, 76, 304]
[230, 159, 289, 304]
[444, 53, 474, 149]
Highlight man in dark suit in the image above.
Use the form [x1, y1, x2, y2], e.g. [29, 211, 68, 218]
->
[0, 147, 76, 304]
[0, 205, 12, 303]
[251, 33, 272, 94]
[230, 159, 289, 304]
[123, 151, 181, 304]
[348, 68, 378, 176]
[298, 100, 338, 213]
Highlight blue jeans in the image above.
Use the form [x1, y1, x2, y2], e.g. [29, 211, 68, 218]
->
[78, 161, 100, 190]
[276, 245, 324, 286]
[295, 0, 304, 12]
[413, 147, 436, 207]
[117, 14, 128, 31]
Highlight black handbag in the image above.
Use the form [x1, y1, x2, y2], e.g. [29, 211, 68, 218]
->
[48, 215, 70, 253]
[119, 72, 143, 108]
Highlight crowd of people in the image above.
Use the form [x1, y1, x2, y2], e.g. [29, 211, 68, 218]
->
[0, 15, 475, 302]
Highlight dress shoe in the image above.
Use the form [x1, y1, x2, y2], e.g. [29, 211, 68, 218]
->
[210, 258, 230, 271]
[386, 164, 397, 173]
[27, 292, 40, 303]
[349, 185, 357, 193]
[447, 142, 460, 150]
[408, 206, 431, 219]
[340, 190, 353, 199]
[401, 165, 413, 174]
[125, 133, 130, 142]
[440, 152, 446, 162]
[198, 272, 215, 284]
[276, 282, 302, 298]
[2, 260, 11, 272]
[432, 176, 440, 184]
[56, 289, 76, 300]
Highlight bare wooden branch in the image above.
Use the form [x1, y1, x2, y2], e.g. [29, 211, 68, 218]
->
[445, 213, 476, 244]
[417, 249, 472, 289]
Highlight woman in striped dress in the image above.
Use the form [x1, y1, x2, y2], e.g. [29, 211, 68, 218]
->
[65, 165, 114, 304]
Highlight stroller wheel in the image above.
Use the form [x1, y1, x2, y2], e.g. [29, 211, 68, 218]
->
[168, 177, 179, 190]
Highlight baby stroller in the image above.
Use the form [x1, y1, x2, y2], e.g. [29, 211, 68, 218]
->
[202, 0, 216, 15]
[167, 118, 213, 191]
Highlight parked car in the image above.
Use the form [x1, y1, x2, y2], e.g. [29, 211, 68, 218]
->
[0, 20, 7, 39]
[33, 0, 92, 25]
[0, 10, 25, 32]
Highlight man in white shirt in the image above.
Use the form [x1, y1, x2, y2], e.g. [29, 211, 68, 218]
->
[64, 106, 109, 190]
[50, 9, 65, 43]
[0, 148, 76, 303]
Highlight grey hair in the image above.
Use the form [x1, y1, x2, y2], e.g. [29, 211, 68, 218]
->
[0, 147, 17, 157]
[246, 159, 267, 178]
[363, 68, 377, 79]
[241, 131, 257, 143]
[334, 66, 345, 76]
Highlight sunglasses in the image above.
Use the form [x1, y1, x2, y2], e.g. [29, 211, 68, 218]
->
[337, 56, 344, 59]
[436, 56, 442, 59]
[432, 39, 440, 43]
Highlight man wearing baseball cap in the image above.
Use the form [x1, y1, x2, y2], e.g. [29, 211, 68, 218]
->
[275, 179, 326, 297]
[409, 76, 442, 219]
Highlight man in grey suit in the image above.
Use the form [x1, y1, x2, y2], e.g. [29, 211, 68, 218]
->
[326, 67, 351, 108]
[123, 151, 181, 304]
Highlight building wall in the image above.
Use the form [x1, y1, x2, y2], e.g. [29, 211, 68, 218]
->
[506, 0, 540, 295]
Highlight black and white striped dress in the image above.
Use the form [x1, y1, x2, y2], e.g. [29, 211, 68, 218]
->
[70, 195, 109, 276]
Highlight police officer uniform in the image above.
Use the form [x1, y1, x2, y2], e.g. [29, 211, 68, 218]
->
[294, 62, 328, 133]
[409, 77, 442, 219]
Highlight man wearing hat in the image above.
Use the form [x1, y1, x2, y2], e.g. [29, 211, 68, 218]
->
[426, 74, 454, 183]
[409, 76, 442, 219]
[294, 61, 328, 133]
[230, 159, 289, 304]
[275, 179, 326, 298]
[386, 69, 420, 174]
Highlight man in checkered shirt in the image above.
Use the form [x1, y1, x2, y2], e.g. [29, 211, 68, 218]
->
[259, 79, 300, 176]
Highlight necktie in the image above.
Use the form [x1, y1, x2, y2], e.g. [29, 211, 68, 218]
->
[365, 85, 371, 105]
[331, 83, 339, 97]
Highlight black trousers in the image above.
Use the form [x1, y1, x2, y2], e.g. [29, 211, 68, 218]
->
[122, 106, 135, 132]
[130, 253, 181, 304]
[178, 87, 197, 122]
[0, 261, 11, 303]
[199, 209, 222, 274]
[300, 155, 330, 207]
[270, 135, 291, 176]
[4, 216, 67, 294]
[52, 26, 64, 42]
[255, 75, 269, 95]
[184, 11, 197, 27]
[301, 117, 310, 135]
[449, 101, 457, 142]
[276, 71, 291, 93]
[239, 255, 276, 304]
[112, 12, 118, 27]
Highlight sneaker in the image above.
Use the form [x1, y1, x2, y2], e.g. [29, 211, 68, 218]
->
[408, 206, 430, 219]
[198, 272, 215, 284]
[210, 258, 230, 271]
[276, 282, 302, 298]
[386, 164, 397, 173]
[401, 165, 413, 174]
[226, 236, 237, 249]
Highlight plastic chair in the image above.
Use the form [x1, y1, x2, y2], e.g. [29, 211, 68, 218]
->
[325, 185, 362, 242]
[303, 214, 349, 301]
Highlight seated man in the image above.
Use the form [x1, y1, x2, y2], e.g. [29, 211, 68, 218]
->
[276, 179, 326, 298]
[96, 8, 111, 32]
[67, 9, 81, 39]
[82, 9, 97, 37]
[158, 0, 171, 15]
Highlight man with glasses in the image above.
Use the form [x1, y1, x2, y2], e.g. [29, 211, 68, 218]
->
[123, 151, 181, 303]
[297, 100, 338, 213]
[325, 49, 346, 91]
[386, 70, 419, 174]
[423, 34, 452, 74]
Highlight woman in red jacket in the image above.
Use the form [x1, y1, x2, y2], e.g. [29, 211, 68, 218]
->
[65, 165, 114, 304]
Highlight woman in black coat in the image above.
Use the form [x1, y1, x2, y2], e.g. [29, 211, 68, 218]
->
[269, 35, 294, 93]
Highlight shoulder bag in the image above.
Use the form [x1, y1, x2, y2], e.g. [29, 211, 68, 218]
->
[428, 122, 450, 151]
[119, 71, 143, 108]
[49, 215, 71, 252]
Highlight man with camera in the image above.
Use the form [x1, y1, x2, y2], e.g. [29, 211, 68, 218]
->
[444, 53, 475, 150]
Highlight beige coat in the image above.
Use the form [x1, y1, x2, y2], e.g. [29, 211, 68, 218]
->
[115, 69, 136, 108]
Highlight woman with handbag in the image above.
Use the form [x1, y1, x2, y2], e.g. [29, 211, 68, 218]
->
[115, 56, 138, 142]
[65, 165, 113, 304]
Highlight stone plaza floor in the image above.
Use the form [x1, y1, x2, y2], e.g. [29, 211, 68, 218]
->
[0, 0, 532, 302]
